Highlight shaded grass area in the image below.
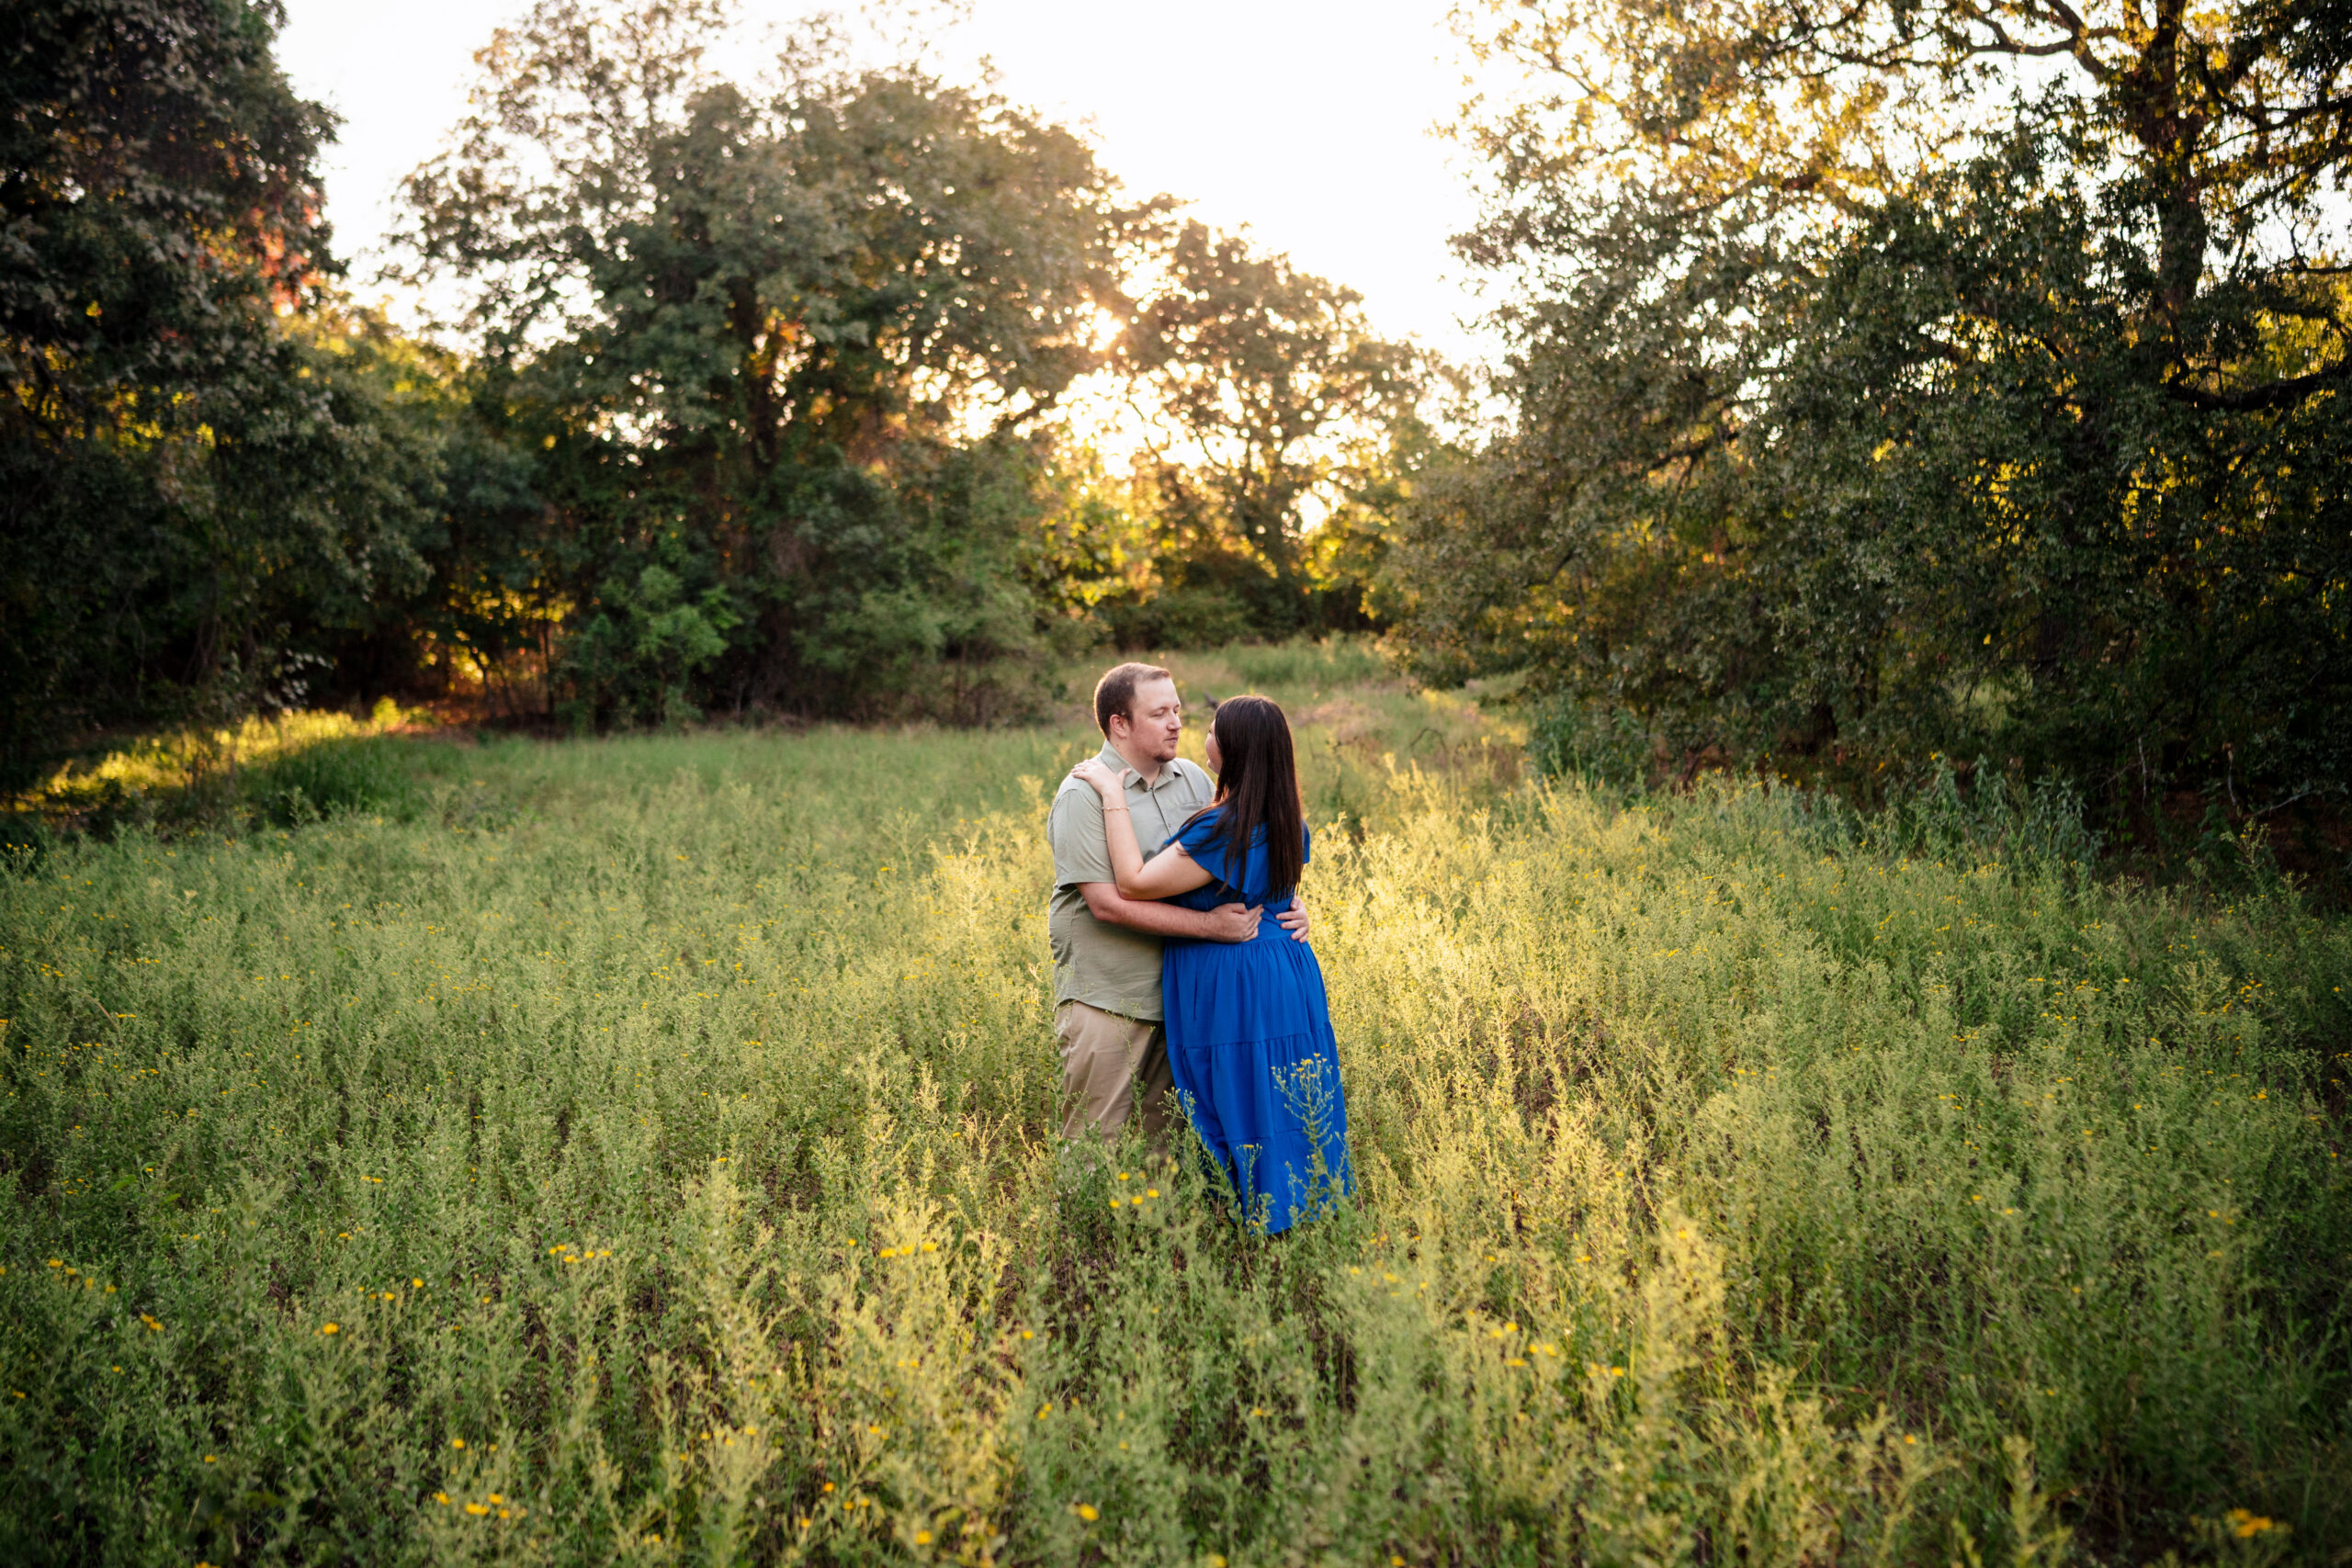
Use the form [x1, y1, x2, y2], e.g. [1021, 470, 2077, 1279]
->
[0, 642, 2346, 1564]
[5, 707, 425, 846]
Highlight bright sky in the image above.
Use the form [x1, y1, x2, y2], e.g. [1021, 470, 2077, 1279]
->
[276, 0, 1496, 365]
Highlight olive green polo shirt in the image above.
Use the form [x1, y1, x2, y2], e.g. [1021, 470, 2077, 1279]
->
[1046, 743, 1216, 1021]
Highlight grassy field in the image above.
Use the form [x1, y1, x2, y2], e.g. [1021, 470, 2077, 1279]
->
[2, 643, 2347, 1565]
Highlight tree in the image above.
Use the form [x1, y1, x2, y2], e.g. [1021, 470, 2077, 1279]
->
[0, 0, 431, 780]
[399, 0, 1156, 720]
[1396, 0, 2352, 813]
[1116, 222, 1416, 638]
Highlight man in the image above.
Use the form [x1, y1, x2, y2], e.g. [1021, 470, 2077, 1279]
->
[1046, 661, 1310, 1144]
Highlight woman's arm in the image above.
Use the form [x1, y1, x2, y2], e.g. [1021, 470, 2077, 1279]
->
[1069, 759, 1214, 899]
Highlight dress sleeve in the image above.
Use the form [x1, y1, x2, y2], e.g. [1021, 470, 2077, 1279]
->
[1173, 811, 1234, 891]
[1302, 823, 1312, 868]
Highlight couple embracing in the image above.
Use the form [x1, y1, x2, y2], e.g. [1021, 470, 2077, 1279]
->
[1046, 662, 1353, 1233]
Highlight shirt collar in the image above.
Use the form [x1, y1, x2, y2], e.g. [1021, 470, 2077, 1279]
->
[1098, 740, 1182, 791]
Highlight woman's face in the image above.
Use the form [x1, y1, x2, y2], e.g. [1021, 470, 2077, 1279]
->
[1204, 722, 1223, 776]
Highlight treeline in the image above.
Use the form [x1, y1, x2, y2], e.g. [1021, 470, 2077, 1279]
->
[8, 0, 2348, 841]
[1, 0, 1417, 783]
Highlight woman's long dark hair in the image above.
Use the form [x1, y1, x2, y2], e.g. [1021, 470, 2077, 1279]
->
[1187, 694, 1305, 897]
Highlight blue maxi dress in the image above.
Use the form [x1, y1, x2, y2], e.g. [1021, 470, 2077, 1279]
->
[1159, 809, 1353, 1233]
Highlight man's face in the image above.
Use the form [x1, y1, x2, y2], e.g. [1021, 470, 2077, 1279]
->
[1112, 676, 1183, 763]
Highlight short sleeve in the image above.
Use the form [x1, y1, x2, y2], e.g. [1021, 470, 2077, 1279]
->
[1047, 784, 1114, 886]
[1302, 823, 1312, 868]
[1173, 810, 1237, 892]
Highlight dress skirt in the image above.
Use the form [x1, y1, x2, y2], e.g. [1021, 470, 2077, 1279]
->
[1161, 920, 1353, 1233]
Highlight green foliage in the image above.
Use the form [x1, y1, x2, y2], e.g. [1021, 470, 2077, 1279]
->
[1878, 759, 2110, 873]
[560, 565, 739, 731]
[1529, 698, 1657, 797]
[1397, 0, 2352, 824]
[0, 4, 439, 780]
[242, 736, 418, 826]
[1532, 706, 2112, 870]
[397, 0, 1153, 720]
[2, 656, 2346, 1561]
[1112, 222, 1420, 645]
[1213, 636, 1392, 692]
[2, 0, 1434, 758]
[6, 707, 424, 840]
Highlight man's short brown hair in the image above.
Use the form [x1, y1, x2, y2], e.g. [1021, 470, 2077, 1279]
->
[1093, 662, 1172, 736]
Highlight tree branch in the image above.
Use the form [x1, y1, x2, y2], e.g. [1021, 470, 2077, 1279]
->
[2165, 360, 2350, 412]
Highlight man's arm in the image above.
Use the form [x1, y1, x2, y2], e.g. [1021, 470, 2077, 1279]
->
[1080, 883, 1259, 942]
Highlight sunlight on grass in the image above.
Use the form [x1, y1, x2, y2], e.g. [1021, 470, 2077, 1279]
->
[10, 699, 421, 831]
[0, 644, 2344, 1562]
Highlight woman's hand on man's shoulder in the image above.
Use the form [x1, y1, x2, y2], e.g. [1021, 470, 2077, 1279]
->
[1069, 758, 1125, 798]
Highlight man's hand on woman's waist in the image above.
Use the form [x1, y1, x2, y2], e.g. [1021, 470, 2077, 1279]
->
[1276, 898, 1311, 942]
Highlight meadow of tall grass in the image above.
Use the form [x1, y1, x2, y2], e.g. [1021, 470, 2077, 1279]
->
[2, 644, 2346, 1565]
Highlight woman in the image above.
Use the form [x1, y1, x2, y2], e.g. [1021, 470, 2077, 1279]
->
[1069, 694, 1351, 1233]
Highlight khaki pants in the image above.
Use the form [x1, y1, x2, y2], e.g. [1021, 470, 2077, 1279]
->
[1055, 1000, 1175, 1145]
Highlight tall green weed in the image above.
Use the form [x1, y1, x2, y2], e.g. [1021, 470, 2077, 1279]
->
[0, 675, 2345, 1563]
